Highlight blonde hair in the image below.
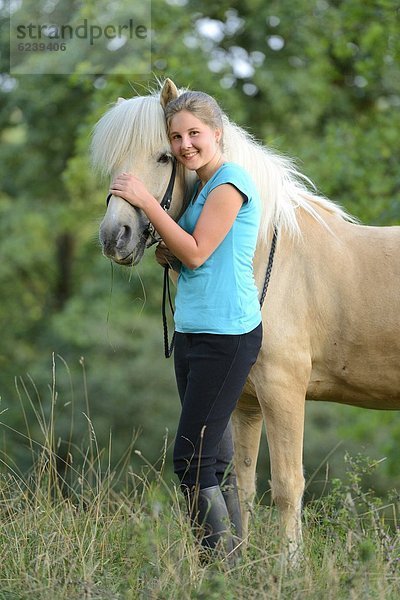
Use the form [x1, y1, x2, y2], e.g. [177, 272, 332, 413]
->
[164, 91, 224, 147]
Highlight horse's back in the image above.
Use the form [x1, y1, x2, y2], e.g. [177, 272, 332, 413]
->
[256, 213, 400, 409]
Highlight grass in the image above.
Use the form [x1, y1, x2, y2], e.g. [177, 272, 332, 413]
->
[0, 450, 399, 600]
[0, 361, 399, 598]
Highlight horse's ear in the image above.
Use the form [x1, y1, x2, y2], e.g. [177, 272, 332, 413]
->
[160, 78, 179, 109]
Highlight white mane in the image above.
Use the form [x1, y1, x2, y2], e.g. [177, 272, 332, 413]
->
[91, 95, 171, 176]
[92, 89, 355, 242]
[221, 116, 355, 241]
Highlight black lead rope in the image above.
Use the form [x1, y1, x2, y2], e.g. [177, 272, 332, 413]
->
[161, 227, 278, 359]
[162, 265, 176, 358]
[104, 160, 179, 357]
[259, 226, 278, 308]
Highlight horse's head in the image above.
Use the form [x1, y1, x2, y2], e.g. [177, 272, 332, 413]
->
[92, 79, 191, 265]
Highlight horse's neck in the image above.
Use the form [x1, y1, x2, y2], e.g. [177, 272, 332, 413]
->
[255, 204, 349, 275]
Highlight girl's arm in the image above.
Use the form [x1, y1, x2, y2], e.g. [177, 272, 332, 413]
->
[110, 173, 243, 270]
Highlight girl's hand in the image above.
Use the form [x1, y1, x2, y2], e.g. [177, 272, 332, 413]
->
[109, 173, 152, 210]
[155, 242, 181, 273]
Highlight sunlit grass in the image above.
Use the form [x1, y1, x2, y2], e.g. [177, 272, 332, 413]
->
[0, 359, 399, 598]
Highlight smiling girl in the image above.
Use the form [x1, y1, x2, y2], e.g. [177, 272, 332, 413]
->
[110, 90, 262, 563]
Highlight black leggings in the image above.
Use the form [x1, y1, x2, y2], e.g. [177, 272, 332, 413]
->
[173, 323, 262, 489]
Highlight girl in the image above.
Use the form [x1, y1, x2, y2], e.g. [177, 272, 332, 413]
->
[110, 90, 262, 562]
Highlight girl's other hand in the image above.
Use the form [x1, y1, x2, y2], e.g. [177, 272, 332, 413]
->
[155, 242, 181, 272]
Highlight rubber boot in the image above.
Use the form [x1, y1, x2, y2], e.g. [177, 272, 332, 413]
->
[221, 473, 243, 541]
[186, 485, 235, 564]
[216, 423, 243, 543]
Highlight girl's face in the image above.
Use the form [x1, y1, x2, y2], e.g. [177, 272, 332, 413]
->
[168, 110, 221, 172]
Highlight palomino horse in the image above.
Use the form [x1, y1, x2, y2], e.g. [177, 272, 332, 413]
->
[92, 79, 400, 558]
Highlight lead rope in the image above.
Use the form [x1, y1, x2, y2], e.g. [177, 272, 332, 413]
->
[161, 227, 278, 358]
[259, 227, 278, 307]
[162, 265, 176, 358]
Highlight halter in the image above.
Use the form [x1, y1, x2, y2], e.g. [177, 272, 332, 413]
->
[145, 157, 177, 243]
[105, 157, 177, 245]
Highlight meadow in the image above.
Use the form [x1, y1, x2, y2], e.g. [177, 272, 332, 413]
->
[0, 374, 399, 600]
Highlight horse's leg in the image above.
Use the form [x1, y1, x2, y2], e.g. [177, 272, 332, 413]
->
[231, 392, 263, 541]
[255, 377, 306, 562]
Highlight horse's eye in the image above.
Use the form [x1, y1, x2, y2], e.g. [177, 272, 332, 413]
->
[157, 154, 170, 164]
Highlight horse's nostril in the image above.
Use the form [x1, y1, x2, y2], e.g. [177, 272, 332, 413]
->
[116, 225, 132, 249]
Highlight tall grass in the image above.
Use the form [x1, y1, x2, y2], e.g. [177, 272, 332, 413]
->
[0, 358, 399, 599]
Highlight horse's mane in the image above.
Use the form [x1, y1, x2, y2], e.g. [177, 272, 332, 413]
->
[91, 95, 171, 176]
[221, 116, 356, 241]
[92, 89, 356, 242]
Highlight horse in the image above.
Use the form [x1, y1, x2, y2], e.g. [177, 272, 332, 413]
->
[91, 78, 400, 559]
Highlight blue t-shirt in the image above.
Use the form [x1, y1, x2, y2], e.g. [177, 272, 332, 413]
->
[174, 162, 261, 334]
